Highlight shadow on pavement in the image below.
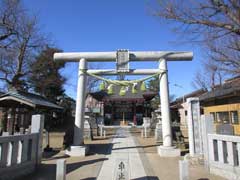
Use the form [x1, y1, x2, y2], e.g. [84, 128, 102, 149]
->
[20, 158, 108, 180]
[87, 142, 114, 155]
[181, 149, 189, 156]
[66, 158, 108, 174]
[131, 176, 160, 180]
[42, 154, 70, 161]
[112, 144, 159, 151]
[42, 149, 61, 159]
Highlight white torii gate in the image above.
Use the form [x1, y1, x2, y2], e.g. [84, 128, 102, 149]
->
[54, 50, 193, 157]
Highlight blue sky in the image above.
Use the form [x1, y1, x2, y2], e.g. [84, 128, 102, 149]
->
[23, 0, 203, 99]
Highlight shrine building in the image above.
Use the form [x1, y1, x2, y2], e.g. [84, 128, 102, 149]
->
[85, 86, 157, 126]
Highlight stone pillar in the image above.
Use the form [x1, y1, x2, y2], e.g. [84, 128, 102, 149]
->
[179, 160, 189, 180]
[159, 59, 172, 147]
[158, 59, 180, 157]
[187, 97, 202, 157]
[187, 98, 195, 156]
[66, 58, 88, 156]
[101, 102, 104, 117]
[74, 58, 87, 146]
[111, 102, 114, 124]
[101, 101, 104, 125]
[7, 108, 14, 135]
[31, 114, 44, 164]
[201, 114, 214, 169]
[56, 159, 66, 180]
[133, 102, 137, 125]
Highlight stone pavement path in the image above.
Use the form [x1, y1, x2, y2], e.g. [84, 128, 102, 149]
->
[97, 127, 147, 180]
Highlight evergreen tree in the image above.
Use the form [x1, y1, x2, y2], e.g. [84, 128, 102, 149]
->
[148, 77, 160, 109]
[148, 76, 176, 109]
[28, 47, 66, 101]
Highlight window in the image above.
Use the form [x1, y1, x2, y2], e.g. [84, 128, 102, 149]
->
[185, 110, 187, 116]
[231, 111, 239, 124]
[210, 112, 216, 122]
[216, 112, 229, 124]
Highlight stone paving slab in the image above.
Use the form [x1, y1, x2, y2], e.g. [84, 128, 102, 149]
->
[97, 128, 146, 180]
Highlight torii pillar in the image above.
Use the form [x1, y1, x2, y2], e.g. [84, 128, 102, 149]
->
[54, 50, 193, 157]
[158, 58, 181, 156]
[66, 58, 88, 156]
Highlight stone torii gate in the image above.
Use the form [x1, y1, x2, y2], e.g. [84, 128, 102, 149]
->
[54, 50, 193, 157]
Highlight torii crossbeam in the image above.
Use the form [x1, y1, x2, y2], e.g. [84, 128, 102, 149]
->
[54, 50, 193, 157]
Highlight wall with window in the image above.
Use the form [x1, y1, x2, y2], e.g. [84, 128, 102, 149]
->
[204, 103, 240, 135]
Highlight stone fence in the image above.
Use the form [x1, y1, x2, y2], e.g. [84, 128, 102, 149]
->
[0, 114, 44, 179]
[208, 133, 240, 180]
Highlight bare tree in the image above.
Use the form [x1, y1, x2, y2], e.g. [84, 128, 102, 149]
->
[192, 59, 225, 90]
[0, 0, 46, 90]
[151, 0, 240, 75]
[0, 0, 20, 48]
[206, 35, 240, 74]
[86, 75, 100, 93]
[192, 70, 210, 90]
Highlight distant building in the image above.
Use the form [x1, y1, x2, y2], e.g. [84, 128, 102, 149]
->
[200, 76, 240, 136]
[170, 89, 207, 137]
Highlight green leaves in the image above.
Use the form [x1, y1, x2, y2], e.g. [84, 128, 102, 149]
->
[28, 47, 65, 101]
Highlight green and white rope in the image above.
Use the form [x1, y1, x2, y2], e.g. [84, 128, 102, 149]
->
[80, 69, 165, 86]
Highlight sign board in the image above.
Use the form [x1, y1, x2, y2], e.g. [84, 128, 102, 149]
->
[191, 100, 203, 155]
[92, 108, 101, 113]
[116, 49, 129, 73]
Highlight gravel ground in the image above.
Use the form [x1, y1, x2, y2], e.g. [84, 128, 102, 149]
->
[131, 128, 226, 180]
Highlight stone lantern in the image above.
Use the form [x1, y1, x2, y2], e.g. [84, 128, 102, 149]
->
[154, 105, 162, 141]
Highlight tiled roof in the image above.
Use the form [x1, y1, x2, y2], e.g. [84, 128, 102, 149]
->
[172, 89, 207, 104]
[89, 91, 108, 101]
[199, 77, 240, 101]
[0, 90, 63, 109]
